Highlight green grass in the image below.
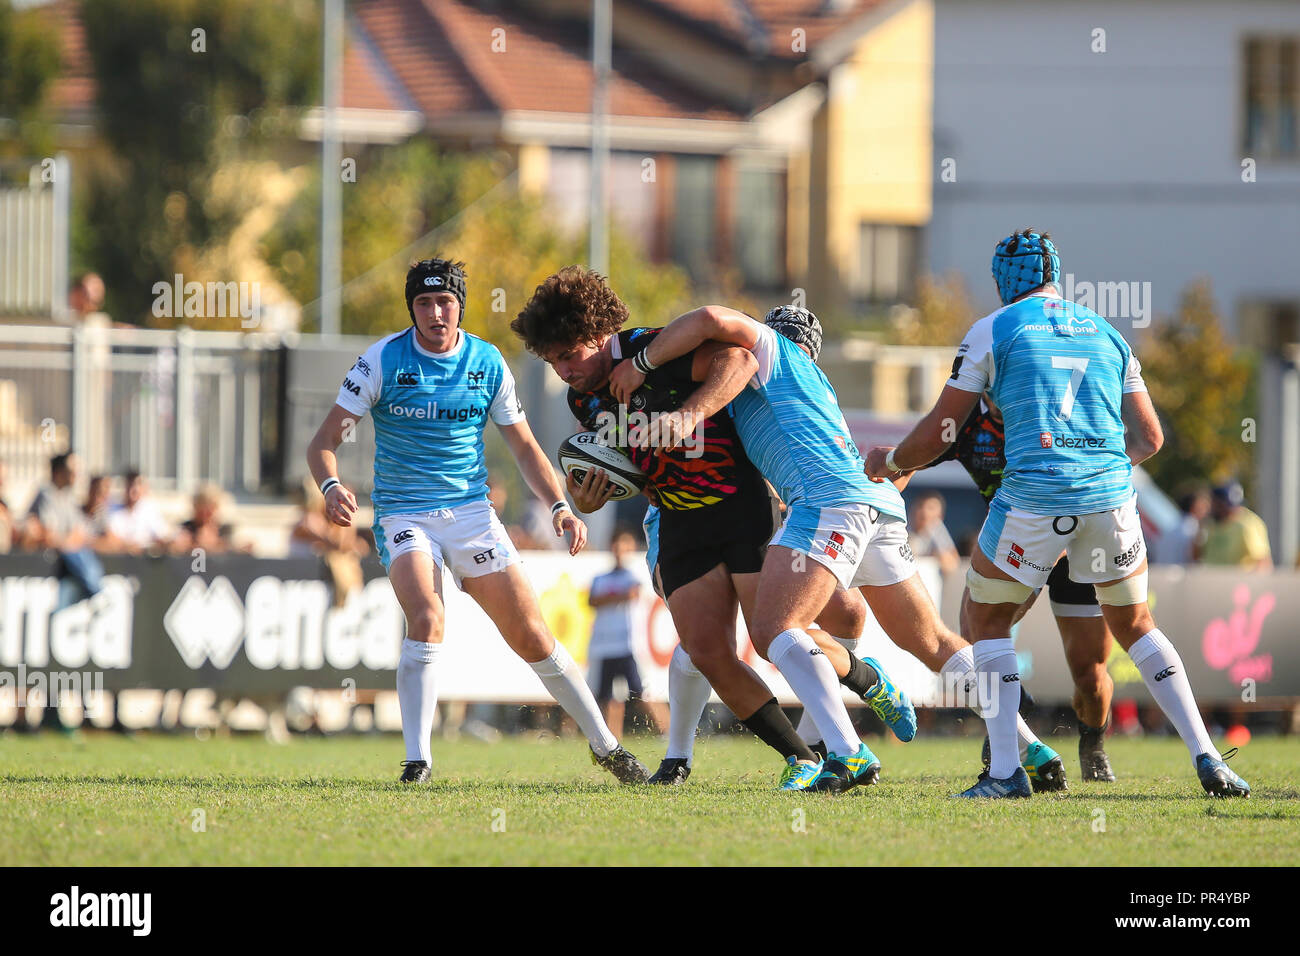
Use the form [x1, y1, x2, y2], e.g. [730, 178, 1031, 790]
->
[1, 731, 1296, 866]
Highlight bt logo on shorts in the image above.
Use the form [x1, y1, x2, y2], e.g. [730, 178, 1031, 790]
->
[1153, 666, 1177, 682]
[393, 529, 415, 545]
[472, 548, 496, 565]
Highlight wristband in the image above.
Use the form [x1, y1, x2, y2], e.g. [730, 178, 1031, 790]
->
[320, 477, 341, 496]
[551, 500, 570, 516]
[631, 349, 658, 375]
[884, 448, 902, 474]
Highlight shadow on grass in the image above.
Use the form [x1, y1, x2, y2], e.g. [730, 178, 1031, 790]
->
[0, 773, 626, 797]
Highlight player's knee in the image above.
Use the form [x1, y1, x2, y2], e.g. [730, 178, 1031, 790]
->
[406, 606, 443, 642]
[817, 592, 867, 642]
[1072, 663, 1110, 699]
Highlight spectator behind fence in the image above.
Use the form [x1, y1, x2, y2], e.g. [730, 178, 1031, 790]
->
[1150, 485, 1210, 564]
[1201, 481, 1272, 572]
[0, 461, 13, 553]
[289, 477, 369, 606]
[107, 469, 173, 554]
[907, 490, 960, 575]
[172, 483, 250, 556]
[25, 453, 89, 552]
[83, 474, 119, 551]
[25, 453, 104, 609]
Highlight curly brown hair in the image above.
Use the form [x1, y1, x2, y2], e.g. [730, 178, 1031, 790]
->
[511, 266, 629, 355]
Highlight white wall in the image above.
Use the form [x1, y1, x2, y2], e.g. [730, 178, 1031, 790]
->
[929, 0, 1300, 327]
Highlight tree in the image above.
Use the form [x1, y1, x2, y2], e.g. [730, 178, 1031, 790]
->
[263, 139, 695, 355]
[78, 0, 319, 323]
[0, 0, 62, 157]
[888, 273, 976, 347]
[1138, 280, 1255, 492]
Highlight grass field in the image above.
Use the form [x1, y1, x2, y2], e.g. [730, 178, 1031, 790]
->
[1, 731, 1296, 866]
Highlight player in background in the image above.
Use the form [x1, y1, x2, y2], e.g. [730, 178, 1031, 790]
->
[608, 305, 1045, 794]
[864, 229, 1249, 798]
[923, 395, 1118, 782]
[306, 257, 648, 785]
[586, 528, 662, 733]
[513, 267, 913, 791]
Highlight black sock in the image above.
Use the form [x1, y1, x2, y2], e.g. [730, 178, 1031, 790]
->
[740, 699, 817, 763]
[809, 739, 827, 761]
[839, 655, 878, 696]
[1078, 716, 1110, 740]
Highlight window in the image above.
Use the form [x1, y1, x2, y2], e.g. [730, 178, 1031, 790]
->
[854, 223, 920, 303]
[1244, 36, 1300, 160]
[672, 155, 717, 278]
[733, 166, 786, 290]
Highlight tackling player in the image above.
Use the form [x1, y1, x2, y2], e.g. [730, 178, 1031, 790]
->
[511, 267, 914, 790]
[307, 258, 648, 785]
[608, 305, 1026, 794]
[865, 229, 1249, 799]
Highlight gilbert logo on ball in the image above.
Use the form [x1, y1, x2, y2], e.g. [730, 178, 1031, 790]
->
[556, 432, 647, 501]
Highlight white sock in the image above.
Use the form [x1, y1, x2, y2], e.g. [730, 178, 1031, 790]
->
[940, 646, 1035, 762]
[768, 629, 860, 757]
[1128, 629, 1218, 761]
[794, 634, 860, 745]
[666, 646, 712, 763]
[530, 642, 619, 757]
[397, 638, 440, 764]
[973, 638, 1022, 779]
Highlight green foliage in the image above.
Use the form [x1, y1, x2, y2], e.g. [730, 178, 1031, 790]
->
[1139, 280, 1256, 492]
[77, 0, 320, 323]
[264, 139, 695, 355]
[887, 273, 976, 347]
[0, 0, 62, 156]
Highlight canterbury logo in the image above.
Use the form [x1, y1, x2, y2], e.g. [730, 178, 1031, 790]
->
[1153, 666, 1177, 682]
[396, 372, 418, 386]
[1002, 673, 1020, 683]
[809, 649, 824, 657]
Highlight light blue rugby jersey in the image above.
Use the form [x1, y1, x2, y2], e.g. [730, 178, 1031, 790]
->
[729, 322, 906, 519]
[949, 292, 1147, 515]
[334, 327, 525, 518]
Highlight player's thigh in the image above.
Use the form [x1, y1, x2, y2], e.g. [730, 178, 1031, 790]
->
[751, 546, 841, 651]
[460, 563, 553, 662]
[816, 587, 868, 643]
[754, 501, 871, 646]
[859, 571, 959, 670]
[666, 564, 740, 666]
[387, 549, 446, 642]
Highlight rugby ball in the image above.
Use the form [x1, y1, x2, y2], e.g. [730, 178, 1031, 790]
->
[557, 432, 646, 501]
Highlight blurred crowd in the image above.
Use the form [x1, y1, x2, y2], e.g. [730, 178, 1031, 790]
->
[907, 482, 1276, 573]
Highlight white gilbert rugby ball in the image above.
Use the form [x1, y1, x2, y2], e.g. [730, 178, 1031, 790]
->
[557, 432, 646, 501]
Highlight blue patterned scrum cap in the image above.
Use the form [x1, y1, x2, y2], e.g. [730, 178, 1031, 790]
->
[991, 230, 1060, 305]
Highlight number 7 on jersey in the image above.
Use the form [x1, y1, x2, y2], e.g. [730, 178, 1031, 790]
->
[1050, 356, 1089, 420]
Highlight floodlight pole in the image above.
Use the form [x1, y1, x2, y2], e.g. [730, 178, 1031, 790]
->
[320, 0, 343, 339]
[589, 0, 611, 276]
